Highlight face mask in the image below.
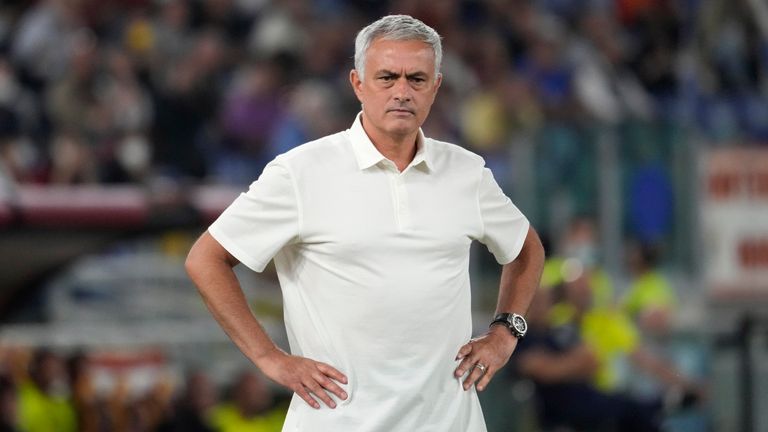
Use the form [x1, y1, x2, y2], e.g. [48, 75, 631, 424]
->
[564, 243, 598, 268]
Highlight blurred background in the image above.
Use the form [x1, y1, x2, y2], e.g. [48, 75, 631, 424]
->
[0, 0, 766, 431]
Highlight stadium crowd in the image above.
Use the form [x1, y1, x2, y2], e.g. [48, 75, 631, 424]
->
[0, 0, 765, 430]
[0, 345, 288, 431]
[0, 0, 765, 188]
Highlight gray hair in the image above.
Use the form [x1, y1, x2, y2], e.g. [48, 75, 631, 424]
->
[354, 15, 442, 79]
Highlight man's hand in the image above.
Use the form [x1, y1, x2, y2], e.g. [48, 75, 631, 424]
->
[257, 348, 348, 409]
[454, 325, 518, 391]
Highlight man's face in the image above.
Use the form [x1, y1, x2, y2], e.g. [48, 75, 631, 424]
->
[350, 38, 442, 141]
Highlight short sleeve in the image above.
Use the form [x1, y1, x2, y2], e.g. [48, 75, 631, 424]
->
[208, 160, 300, 272]
[477, 168, 530, 264]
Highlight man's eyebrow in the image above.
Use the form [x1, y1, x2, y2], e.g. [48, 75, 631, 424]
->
[374, 70, 429, 78]
[375, 70, 400, 77]
[406, 72, 428, 79]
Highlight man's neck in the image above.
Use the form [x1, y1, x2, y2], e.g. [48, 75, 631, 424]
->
[361, 119, 419, 172]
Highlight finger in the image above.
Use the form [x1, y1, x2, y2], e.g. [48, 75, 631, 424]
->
[454, 353, 478, 377]
[475, 367, 496, 392]
[295, 386, 320, 409]
[316, 362, 348, 385]
[314, 371, 348, 401]
[455, 342, 473, 360]
[305, 379, 337, 409]
[462, 363, 487, 391]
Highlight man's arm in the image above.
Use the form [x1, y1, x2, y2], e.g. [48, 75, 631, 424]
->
[185, 231, 348, 409]
[454, 226, 545, 391]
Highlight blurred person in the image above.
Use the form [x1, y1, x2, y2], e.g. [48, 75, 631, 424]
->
[66, 351, 108, 432]
[107, 371, 174, 432]
[48, 132, 97, 184]
[545, 273, 703, 422]
[246, 0, 309, 61]
[159, 370, 217, 432]
[515, 13, 581, 121]
[622, 241, 676, 335]
[622, 0, 683, 100]
[16, 349, 76, 432]
[0, 107, 24, 183]
[136, 375, 175, 432]
[215, 58, 287, 184]
[267, 80, 346, 159]
[514, 285, 665, 432]
[44, 28, 101, 135]
[192, 0, 254, 45]
[542, 216, 614, 308]
[186, 14, 544, 432]
[209, 371, 286, 432]
[97, 47, 154, 183]
[100, 47, 153, 136]
[149, 0, 193, 83]
[151, 30, 228, 179]
[697, 0, 766, 93]
[496, 73, 543, 134]
[0, 58, 42, 183]
[300, 17, 360, 80]
[123, 10, 155, 68]
[463, 29, 511, 87]
[0, 375, 18, 432]
[10, 0, 85, 90]
[571, 10, 654, 125]
[65, 352, 94, 432]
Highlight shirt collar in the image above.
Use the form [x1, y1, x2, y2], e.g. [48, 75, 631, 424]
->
[348, 112, 431, 172]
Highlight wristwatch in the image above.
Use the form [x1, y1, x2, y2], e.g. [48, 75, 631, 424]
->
[490, 312, 528, 338]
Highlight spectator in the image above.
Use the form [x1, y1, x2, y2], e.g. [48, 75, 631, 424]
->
[10, 0, 84, 90]
[542, 216, 615, 309]
[548, 272, 702, 420]
[44, 29, 102, 138]
[514, 286, 664, 431]
[151, 30, 227, 180]
[0, 376, 18, 432]
[622, 241, 677, 335]
[149, 0, 193, 84]
[47, 132, 97, 184]
[159, 370, 218, 432]
[16, 349, 77, 432]
[215, 58, 287, 184]
[268, 80, 346, 159]
[209, 371, 286, 432]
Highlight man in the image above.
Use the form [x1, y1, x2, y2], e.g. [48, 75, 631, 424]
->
[186, 14, 544, 431]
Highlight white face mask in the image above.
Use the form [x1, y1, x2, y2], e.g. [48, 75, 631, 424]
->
[564, 243, 598, 268]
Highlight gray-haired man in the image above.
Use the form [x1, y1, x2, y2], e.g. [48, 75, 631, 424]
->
[186, 14, 544, 431]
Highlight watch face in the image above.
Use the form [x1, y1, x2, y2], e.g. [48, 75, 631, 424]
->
[512, 315, 527, 333]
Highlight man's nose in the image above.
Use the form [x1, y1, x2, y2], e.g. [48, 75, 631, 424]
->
[393, 77, 412, 102]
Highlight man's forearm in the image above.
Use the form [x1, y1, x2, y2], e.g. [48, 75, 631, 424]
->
[453, 227, 545, 391]
[185, 232, 279, 367]
[495, 226, 545, 316]
[185, 232, 349, 409]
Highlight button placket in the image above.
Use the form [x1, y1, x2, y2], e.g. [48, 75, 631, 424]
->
[396, 174, 410, 228]
[382, 162, 410, 231]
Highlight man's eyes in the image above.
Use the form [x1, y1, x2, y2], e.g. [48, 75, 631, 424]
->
[377, 75, 426, 82]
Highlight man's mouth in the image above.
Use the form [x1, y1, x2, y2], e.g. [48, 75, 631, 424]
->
[387, 108, 415, 114]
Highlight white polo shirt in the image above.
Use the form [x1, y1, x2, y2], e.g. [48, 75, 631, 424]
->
[209, 114, 530, 432]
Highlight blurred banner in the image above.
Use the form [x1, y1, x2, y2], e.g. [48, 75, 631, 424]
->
[703, 147, 768, 299]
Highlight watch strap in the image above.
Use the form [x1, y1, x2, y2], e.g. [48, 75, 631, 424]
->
[490, 312, 526, 338]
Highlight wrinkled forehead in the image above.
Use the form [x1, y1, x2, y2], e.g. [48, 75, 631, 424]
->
[364, 38, 437, 72]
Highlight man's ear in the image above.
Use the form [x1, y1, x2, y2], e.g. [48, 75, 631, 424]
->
[433, 72, 443, 93]
[349, 69, 363, 101]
